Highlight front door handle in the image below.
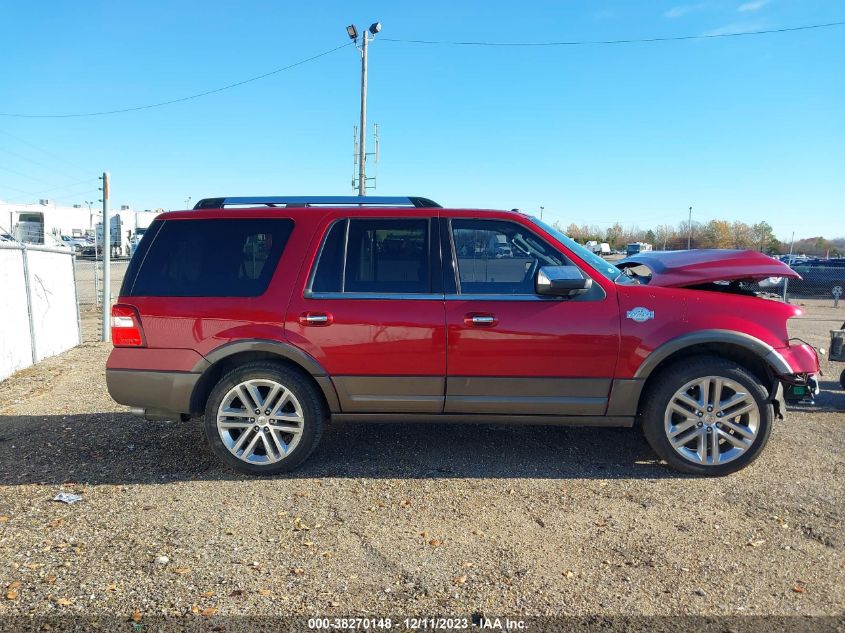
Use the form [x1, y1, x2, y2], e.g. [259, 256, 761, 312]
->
[464, 312, 497, 327]
[299, 311, 333, 326]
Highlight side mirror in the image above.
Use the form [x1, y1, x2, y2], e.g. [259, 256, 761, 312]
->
[535, 265, 593, 297]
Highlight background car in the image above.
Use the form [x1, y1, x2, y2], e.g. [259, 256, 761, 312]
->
[771, 258, 845, 297]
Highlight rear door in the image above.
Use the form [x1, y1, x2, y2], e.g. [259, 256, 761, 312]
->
[286, 213, 446, 413]
[442, 215, 620, 416]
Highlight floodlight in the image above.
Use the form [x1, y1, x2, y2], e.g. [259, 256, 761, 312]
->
[369, 22, 382, 35]
[346, 24, 358, 39]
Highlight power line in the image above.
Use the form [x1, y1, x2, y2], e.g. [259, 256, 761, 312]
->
[0, 129, 97, 175]
[0, 145, 85, 180]
[0, 163, 73, 189]
[0, 42, 352, 119]
[381, 20, 845, 46]
[38, 178, 99, 194]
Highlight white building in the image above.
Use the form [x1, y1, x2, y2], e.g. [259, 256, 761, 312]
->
[0, 199, 163, 255]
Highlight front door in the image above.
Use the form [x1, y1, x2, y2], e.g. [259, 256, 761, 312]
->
[443, 217, 619, 416]
[287, 214, 446, 413]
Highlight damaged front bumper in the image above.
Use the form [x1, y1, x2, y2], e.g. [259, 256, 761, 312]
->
[781, 373, 820, 404]
[774, 340, 821, 406]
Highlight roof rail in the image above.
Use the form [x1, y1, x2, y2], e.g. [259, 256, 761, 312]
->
[192, 196, 441, 210]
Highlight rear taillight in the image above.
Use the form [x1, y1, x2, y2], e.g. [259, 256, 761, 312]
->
[111, 304, 146, 347]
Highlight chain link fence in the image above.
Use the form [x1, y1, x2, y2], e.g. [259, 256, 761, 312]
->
[748, 260, 845, 307]
[73, 257, 130, 309]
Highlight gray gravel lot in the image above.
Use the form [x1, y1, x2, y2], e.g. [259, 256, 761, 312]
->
[0, 303, 843, 630]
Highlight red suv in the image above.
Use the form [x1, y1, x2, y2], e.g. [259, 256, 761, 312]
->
[106, 196, 819, 476]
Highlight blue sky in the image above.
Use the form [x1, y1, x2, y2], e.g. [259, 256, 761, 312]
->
[0, 0, 842, 240]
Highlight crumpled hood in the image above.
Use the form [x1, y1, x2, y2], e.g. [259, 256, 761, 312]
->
[617, 249, 801, 287]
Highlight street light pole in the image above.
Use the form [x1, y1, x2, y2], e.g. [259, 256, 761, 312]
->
[347, 22, 381, 197]
[687, 206, 693, 249]
[358, 32, 368, 197]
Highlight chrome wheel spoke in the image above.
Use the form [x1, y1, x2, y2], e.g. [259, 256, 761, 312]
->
[263, 384, 283, 413]
[674, 392, 702, 413]
[668, 418, 698, 439]
[273, 411, 303, 423]
[722, 402, 756, 419]
[716, 392, 747, 413]
[671, 426, 700, 448]
[269, 428, 289, 455]
[245, 384, 263, 411]
[219, 420, 253, 429]
[220, 406, 251, 418]
[711, 378, 723, 410]
[231, 427, 255, 453]
[259, 432, 277, 462]
[697, 379, 711, 409]
[719, 418, 755, 440]
[716, 427, 748, 449]
[709, 429, 720, 464]
[668, 402, 697, 419]
[272, 422, 302, 434]
[696, 428, 708, 463]
[267, 388, 289, 415]
[241, 431, 262, 459]
[236, 385, 258, 412]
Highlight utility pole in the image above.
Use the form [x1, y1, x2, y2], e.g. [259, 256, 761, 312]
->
[101, 172, 111, 342]
[185, 196, 192, 209]
[540, 206, 545, 221]
[687, 206, 693, 249]
[347, 22, 381, 196]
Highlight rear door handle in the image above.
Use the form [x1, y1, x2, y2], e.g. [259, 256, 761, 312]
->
[464, 312, 497, 327]
[299, 311, 332, 326]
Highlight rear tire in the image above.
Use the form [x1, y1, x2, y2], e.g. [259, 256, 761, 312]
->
[203, 361, 326, 475]
[640, 356, 773, 476]
[840, 368, 845, 391]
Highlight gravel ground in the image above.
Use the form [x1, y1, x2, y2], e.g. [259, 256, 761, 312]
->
[0, 303, 843, 631]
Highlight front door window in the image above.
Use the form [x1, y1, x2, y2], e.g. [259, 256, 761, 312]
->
[451, 219, 569, 295]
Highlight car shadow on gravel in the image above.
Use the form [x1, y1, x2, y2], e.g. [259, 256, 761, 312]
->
[0, 413, 686, 485]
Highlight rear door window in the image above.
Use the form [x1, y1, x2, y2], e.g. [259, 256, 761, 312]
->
[125, 218, 293, 297]
[309, 218, 431, 294]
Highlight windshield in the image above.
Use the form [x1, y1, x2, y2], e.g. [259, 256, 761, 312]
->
[528, 216, 622, 281]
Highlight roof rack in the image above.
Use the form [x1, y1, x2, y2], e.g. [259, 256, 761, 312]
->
[192, 196, 441, 210]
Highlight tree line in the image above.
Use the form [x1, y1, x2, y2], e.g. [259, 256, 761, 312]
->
[552, 219, 843, 257]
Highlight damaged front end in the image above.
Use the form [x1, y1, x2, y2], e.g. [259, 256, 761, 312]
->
[617, 248, 801, 291]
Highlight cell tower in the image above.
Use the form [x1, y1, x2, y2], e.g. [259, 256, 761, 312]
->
[351, 123, 379, 192]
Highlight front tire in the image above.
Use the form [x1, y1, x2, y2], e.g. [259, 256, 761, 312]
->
[640, 356, 773, 476]
[203, 362, 326, 475]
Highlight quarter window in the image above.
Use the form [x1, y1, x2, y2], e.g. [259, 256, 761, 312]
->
[126, 218, 293, 297]
[451, 219, 568, 295]
[310, 218, 430, 294]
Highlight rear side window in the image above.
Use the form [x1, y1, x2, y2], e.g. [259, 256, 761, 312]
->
[125, 218, 293, 297]
[310, 218, 430, 294]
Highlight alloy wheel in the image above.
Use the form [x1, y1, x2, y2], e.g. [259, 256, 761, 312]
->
[664, 375, 760, 466]
[216, 379, 304, 465]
